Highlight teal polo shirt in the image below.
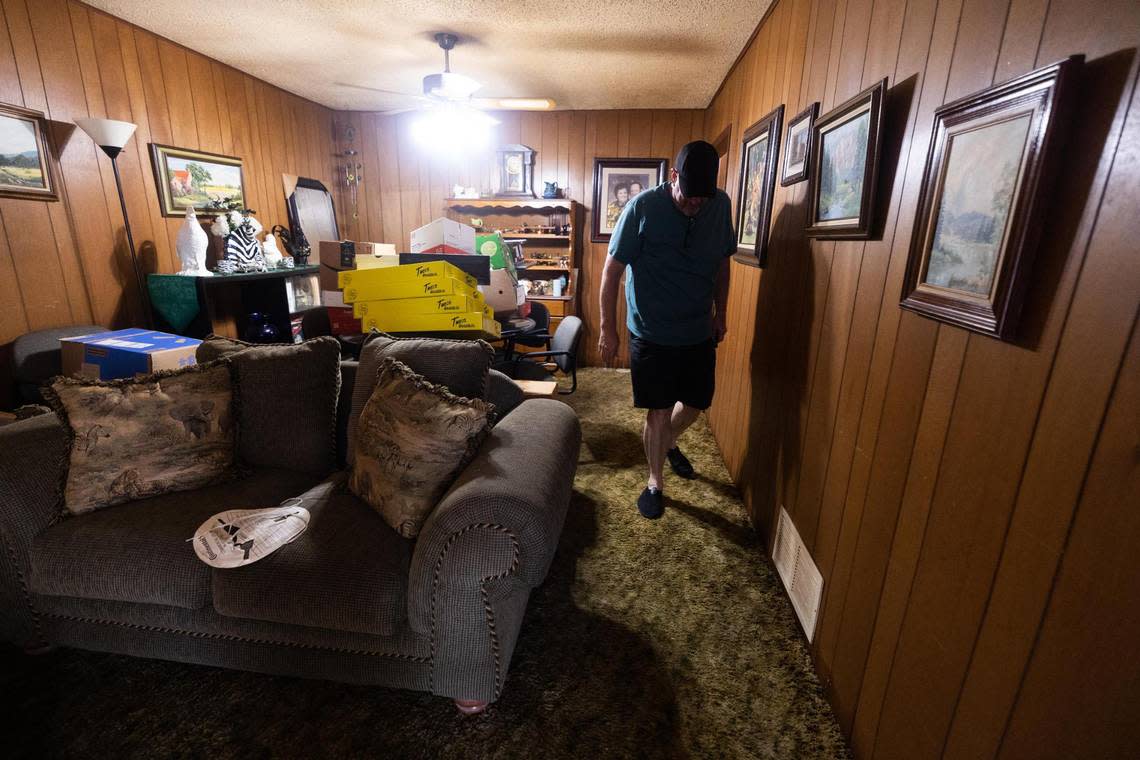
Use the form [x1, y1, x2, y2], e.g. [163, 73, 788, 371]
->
[608, 182, 736, 346]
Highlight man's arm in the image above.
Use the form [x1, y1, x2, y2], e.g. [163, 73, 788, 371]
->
[713, 257, 731, 344]
[598, 254, 625, 365]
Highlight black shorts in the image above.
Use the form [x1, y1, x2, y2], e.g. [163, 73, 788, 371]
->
[629, 334, 717, 410]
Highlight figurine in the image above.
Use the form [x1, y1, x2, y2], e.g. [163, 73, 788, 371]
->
[175, 206, 211, 276]
[262, 233, 284, 269]
[210, 207, 267, 272]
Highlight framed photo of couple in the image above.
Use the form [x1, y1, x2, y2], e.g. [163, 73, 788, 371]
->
[591, 158, 668, 242]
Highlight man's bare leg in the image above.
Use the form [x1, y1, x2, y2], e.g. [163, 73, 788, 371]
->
[668, 402, 702, 449]
[643, 408, 673, 490]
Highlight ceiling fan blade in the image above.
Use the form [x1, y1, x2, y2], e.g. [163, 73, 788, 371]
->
[471, 97, 557, 111]
[334, 82, 429, 101]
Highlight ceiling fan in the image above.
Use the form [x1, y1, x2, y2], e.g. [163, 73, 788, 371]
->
[342, 33, 556, 114]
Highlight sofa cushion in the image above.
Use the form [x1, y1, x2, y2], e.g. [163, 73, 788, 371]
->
[195, 336, 341, 476]
[211, 475, 413, 636]
[346, 331, 493, 460]
[349, 359, 492, 538]
[44, 362, 238, 515]
[28, 469, 317, 609]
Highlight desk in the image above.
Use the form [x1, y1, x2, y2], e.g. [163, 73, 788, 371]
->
[148, 266, 320, 340]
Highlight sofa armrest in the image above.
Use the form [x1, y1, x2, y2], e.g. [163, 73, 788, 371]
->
[407, 398, 580, 634]
[0, 412, 69, 646]
[0, 412, 68, 546]
[484, 369, 524, 419]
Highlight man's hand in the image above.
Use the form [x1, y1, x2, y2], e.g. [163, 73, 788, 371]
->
[713, 312, 728, 344]
[598, 324, 619, 365]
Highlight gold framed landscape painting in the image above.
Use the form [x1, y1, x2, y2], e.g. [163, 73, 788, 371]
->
[735, 105, 783, 266]
[149, 143, 245, 216]
[901, 56, 1081, 340]
[0, 103, 58, 202]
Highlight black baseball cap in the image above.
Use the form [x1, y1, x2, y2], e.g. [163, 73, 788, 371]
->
[675, 140, 719, 198]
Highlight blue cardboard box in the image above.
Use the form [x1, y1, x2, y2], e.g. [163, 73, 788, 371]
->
[60, 329, 201, 380]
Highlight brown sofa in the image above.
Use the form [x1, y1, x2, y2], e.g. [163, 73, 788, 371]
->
[0, 335, 580, 712]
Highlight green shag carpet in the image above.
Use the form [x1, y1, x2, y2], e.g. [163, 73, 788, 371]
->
[2, 367, 849, 759]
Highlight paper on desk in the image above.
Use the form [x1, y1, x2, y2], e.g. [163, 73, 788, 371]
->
[191, 502, 310, 569]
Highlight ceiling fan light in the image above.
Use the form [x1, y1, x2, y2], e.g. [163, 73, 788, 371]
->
[423, 71, 482, 100]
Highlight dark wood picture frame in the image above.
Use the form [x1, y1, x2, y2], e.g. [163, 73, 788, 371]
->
[735, 105, 784, 267]
[0, 102, 59, 202]
[590, 157, 668, 243]
[781, 102, 818, 186]
[149, 143, 246, 217]
[496, 143, 535, 198]
[805, 78, 888, 239]
[900, 56, 1081, 340]
[285, 176, 339, 247]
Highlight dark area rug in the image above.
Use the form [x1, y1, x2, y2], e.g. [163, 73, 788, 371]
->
[1, 367, 849, 759]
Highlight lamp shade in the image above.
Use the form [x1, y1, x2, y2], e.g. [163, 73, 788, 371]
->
[75, 117, 137, 158]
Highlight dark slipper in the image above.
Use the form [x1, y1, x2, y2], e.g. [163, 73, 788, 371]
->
[637, 486, 664, 519]
[666, 447, 696, 479]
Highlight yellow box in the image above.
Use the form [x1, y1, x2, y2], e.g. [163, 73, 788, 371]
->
[337, 260, 477, 291]
[353, 293, 488, 319]
[360, 311, 501, 338]
[342, 275, 478, 304]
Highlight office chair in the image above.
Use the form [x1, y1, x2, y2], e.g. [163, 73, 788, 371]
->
[508, 315, 582, 394]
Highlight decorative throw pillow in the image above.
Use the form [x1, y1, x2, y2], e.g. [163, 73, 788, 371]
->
[349, 358, 493, 538]
[195, 335, 341, 475]
[44, 362, 237, 516]
[346, 331, 494, 460]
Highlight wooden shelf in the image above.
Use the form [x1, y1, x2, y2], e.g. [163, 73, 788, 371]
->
[446, 198, 574, 211]
[500, 233, 570, 240]
[519, 261, 570, 270]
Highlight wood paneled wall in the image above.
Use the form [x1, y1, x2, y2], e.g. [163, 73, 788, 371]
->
[704, 0, 1140, 757]
[0, 0, 335, 387]
[334, 108, 703, 367]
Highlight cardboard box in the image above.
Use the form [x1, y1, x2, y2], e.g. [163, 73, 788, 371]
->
[353, 294, 491, 320]
[327, 306, 362, 335]
[343, 275, 478, 304]
[397, 252, 491, 285]
[480, 267, 527, 315]
[60, 329, 201, 380]
[360, 311, 501, 338]
[317, 241, 398, 289]
[410, 217, 476, 255]
[321, 289, 346, 308]
[337, 260, 477, 290]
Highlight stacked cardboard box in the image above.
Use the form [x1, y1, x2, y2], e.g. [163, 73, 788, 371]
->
[319, 240, 399, 334]
[339, 261, 500, 339]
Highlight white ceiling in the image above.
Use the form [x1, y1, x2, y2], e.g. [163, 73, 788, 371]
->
[86, 0, 773, 111]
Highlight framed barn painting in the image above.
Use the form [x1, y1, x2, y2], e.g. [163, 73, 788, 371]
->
[591, 157, 668, 242]
[735, 105, 783, 266]
[0, 103, 58, 202]
[900, 56, 1081, 340]
[805, 78, 888, 239]
[150, 144, 245, 217]
[781, 102, 818, 186]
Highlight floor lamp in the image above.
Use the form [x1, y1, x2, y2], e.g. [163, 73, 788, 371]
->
[74, 117, 152, 328]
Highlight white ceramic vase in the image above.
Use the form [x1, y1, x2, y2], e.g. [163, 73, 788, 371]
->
[262, 233, 284, 269]
[175, 206, 211, 276]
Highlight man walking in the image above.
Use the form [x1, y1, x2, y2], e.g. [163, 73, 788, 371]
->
[598, 140, 735, 519]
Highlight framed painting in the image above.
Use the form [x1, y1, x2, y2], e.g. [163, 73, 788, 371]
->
[781, 102, 818, 186]
[0, 103, 58, 202]
[805, 78, 888, 239]
[901, 56, 1081, 340]
[591, 157, 668, 242]
[735, 105, 783, 266]
[149, 143, 245, 217]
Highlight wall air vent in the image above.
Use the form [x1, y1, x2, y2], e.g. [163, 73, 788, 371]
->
[771, 507, 824, 642]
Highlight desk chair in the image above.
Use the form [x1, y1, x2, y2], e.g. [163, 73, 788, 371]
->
[507, 316, 582, 394]
[513, 302, 551, 350]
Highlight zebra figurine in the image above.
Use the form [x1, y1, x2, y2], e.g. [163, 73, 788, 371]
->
[224, 221, 267, 272]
